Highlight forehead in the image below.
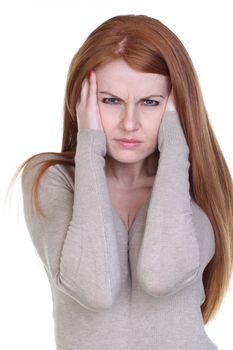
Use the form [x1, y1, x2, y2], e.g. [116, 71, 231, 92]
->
[95, 58, 169, 95]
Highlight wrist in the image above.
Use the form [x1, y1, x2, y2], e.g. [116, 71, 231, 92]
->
[75, 128, 107, 161]
[158, 111, 189, 154]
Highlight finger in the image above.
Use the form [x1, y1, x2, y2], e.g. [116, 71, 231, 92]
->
[166, 89, 176, 111]
[87, 70, 98, 106]
[75, 77, 88, 117]
[80, 76, 89, 104]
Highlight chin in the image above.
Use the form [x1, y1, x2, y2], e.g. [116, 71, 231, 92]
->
[106, 150, 146, 163]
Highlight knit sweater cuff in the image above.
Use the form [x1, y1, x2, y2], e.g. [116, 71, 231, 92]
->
[158, 111, 189, 155]
[75, 128, 107, 162]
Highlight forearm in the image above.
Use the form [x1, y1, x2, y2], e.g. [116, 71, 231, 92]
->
[137, 111, 200, 297]
[59, 128, 121, 309]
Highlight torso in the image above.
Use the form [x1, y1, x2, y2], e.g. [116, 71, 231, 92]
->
[107, 176, 155, 231]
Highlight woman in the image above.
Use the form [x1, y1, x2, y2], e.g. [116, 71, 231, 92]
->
[10, 14, 232, 349]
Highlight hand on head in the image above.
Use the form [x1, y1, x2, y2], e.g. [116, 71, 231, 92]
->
[76, 70, 104, 132]
[165, 88, 176, 112]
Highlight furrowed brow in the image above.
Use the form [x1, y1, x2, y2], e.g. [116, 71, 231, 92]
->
[98, 91, 165, 100]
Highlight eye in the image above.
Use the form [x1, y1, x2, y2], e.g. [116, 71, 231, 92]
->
[101, 97, 160, 106]
[143, 99, 160, 106]
[101, 98, 119, 104]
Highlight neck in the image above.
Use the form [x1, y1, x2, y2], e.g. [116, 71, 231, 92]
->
[105, 151, 159, 188]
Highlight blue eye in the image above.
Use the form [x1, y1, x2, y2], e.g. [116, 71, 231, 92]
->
[143, 99, 160, 106]
[101, 98, 160, 106]
[102, 98, 119, 104]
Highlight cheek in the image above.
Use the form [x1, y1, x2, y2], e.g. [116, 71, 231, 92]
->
[151, 126, 160, 145]
[98, 104, 120, 130]
[145, 119, 162, 148]
[98, 114, 116, 137]
[150, 107, 166, 134]
[99, 113, 114, 131]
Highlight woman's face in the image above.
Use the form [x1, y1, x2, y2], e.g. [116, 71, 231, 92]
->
[95, 58, 170, 164]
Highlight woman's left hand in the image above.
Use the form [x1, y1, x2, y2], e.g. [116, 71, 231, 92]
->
[158, 89, 189, 154]
[165, 88, 176, 112]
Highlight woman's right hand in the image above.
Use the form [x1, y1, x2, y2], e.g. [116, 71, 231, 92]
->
[76, 70, 104, 132]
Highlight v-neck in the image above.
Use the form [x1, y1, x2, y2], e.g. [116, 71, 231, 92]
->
[111, 191, 152, 235]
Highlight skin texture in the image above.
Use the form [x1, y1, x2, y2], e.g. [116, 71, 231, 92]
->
[76, 58, 173, 188]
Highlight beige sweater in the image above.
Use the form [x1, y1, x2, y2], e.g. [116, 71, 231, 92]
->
[21, 111, 219, 349]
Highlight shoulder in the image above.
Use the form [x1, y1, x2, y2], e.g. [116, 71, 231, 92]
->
[21, 152, 74, 193]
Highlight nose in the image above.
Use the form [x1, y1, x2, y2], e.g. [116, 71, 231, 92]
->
[120, 103, 140, 131]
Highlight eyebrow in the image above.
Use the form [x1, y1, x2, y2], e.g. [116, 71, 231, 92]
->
[98, 91, 165, 100]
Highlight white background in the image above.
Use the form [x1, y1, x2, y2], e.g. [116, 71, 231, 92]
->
[1, 0, 232, 349]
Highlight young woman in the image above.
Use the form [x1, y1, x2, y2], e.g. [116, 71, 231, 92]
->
[10, 14, 233, 349]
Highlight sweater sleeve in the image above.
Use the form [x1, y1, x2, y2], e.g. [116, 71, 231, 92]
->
[137, 111, 203, 297]
[21, 128, 121, 312]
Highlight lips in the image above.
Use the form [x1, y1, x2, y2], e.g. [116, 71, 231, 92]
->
[116, 138, 142, 143]
[115, 139, 142, 149]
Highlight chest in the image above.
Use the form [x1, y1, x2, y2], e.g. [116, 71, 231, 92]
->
[107, 178, 154, 232]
